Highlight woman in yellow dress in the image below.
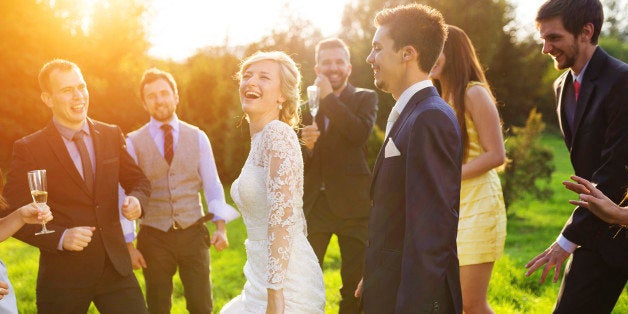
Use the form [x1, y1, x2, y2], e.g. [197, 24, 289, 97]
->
[430, 25, 507, 314]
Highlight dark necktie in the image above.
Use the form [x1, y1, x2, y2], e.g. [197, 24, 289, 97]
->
[72, 131, 94, 195]
[161, 124, 174, 165]
[573, 80, 581, 101]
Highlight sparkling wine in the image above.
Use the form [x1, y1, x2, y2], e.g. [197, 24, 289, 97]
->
[31, 190, 48, 203]
[307, 85, 320, 118]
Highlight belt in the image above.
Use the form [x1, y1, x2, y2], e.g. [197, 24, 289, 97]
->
[168, 213, 215, 232]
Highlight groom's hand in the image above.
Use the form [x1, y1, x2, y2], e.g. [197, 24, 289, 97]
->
[354, 277, 363, 298]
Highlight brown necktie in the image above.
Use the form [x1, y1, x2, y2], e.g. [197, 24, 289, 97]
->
[72, 131, 94, 195]
[161, 124, 174, 165]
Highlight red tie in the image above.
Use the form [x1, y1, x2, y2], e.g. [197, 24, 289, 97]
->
[573, 80, 581, 101]
[161, 124, 173, 165]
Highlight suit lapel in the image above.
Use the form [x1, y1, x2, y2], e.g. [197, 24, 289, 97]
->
[88, 118, 103, 198]
[43, 121, 91, 195]
[571, 47, 605, 146]
[370, 87, 437, 196]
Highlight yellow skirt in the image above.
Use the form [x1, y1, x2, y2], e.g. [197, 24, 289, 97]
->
[457, 169, 507, 266]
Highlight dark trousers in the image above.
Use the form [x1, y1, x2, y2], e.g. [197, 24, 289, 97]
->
[138, 224, 212, 314]
[554, 247, 627, 314]
[307, 193, 368, 314]
[37, 258, 147, 314]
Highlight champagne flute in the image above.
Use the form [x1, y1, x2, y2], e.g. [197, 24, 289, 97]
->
[307, 85, 320, 120]
[28, 169, 54, 235]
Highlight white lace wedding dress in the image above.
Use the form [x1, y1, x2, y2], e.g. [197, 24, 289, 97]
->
[220, 120, 325, 313]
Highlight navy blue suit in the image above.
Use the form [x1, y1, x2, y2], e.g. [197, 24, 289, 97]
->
[363, 86, 463, 313]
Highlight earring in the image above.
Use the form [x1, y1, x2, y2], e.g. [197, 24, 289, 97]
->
[278, 104, 283, 110]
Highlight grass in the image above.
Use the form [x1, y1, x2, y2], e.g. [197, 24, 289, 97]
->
[2, 132, 626, 313]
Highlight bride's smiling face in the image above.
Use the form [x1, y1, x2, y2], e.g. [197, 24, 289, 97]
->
[239, 59, 286, 120]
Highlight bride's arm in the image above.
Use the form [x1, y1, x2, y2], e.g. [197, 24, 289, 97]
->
[264, 125, 301, 312]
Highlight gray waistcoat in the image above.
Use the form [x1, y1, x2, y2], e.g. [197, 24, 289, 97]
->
[129, 121, 203, 231]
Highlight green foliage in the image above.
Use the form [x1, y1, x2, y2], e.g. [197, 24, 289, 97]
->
[501, 108, 555, 209]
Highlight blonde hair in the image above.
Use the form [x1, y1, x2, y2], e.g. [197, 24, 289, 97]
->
[238, 51, 301, 129]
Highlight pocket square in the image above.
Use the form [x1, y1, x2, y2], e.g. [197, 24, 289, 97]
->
[384, 138, 401, 158]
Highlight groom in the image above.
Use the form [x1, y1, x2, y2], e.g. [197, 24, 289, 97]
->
[361, 3, 463, 313]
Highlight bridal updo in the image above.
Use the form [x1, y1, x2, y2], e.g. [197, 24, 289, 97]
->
[238, 51, 302, 129]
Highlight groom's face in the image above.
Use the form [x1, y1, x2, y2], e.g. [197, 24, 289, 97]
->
[366, 25, 404, 97]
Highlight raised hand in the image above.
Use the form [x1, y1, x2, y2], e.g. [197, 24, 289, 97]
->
[563, 175, 628, 225]
[62, 226, 96, 251]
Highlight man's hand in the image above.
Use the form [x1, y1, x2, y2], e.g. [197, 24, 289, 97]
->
[211, 220, 229, 252]
[525, 242, 571, 283]
[121, 196, 141, 220]
[0, 280, 8, 300]
[62, 226, 96, 251]
[354, 277, 363, 298]
[302, 123, 320, 151]
[126, 242, 147, 269]
[314, 74, 333, 99]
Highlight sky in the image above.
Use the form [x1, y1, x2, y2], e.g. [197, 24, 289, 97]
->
[147, 0, 546, 61]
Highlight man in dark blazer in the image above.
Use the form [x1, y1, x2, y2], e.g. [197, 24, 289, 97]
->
[358, 4, 463, 313]
[2, 59, 150, 313]
[526, 1, 627, 313]
[301, 38, 378, 313]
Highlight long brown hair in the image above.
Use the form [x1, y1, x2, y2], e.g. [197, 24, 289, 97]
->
[433, 25, 495, 162]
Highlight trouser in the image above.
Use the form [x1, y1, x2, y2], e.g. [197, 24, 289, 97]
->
[138, 224, 212, 314]
[307, 193, 368, 314]
[554, 247, 627, 314]
[37, 257, 147, 314]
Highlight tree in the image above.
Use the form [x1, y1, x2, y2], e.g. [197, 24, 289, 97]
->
[0, 0, 152, 169]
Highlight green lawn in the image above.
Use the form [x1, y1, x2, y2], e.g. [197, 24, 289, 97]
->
[2, 132, 626, 313]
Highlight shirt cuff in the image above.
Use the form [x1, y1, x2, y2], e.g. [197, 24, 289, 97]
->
[207, 200, 240, 223]
[57, 229, 68, 251]
[556, 234, 578, 254]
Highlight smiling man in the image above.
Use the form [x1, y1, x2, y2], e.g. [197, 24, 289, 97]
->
[123, 68, 239, 314]
[358, 4, 463, 313]
[525, 1, 628, 313]
[300, 38, 378, 314]
[2, 59, 150, 313]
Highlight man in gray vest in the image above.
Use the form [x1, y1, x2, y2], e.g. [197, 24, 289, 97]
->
[123, 68, 239, 314]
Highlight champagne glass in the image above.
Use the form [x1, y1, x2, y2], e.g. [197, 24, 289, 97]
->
[307, 85, 320, 120]
[28, 170, 54, 235]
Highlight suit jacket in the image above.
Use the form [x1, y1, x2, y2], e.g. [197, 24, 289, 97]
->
[555, 47, 628, 271]
[2, 118, 150, 289]
[301, 84, 378, 219]
[363, 87, 463, 313]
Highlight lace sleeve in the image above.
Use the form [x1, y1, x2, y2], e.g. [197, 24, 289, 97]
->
[263, 122, 302, 290]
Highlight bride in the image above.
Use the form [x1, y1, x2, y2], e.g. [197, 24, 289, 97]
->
[220, 51, 326, 313]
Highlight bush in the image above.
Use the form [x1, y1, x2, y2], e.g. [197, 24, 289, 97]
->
[501, 108, 555, 209]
